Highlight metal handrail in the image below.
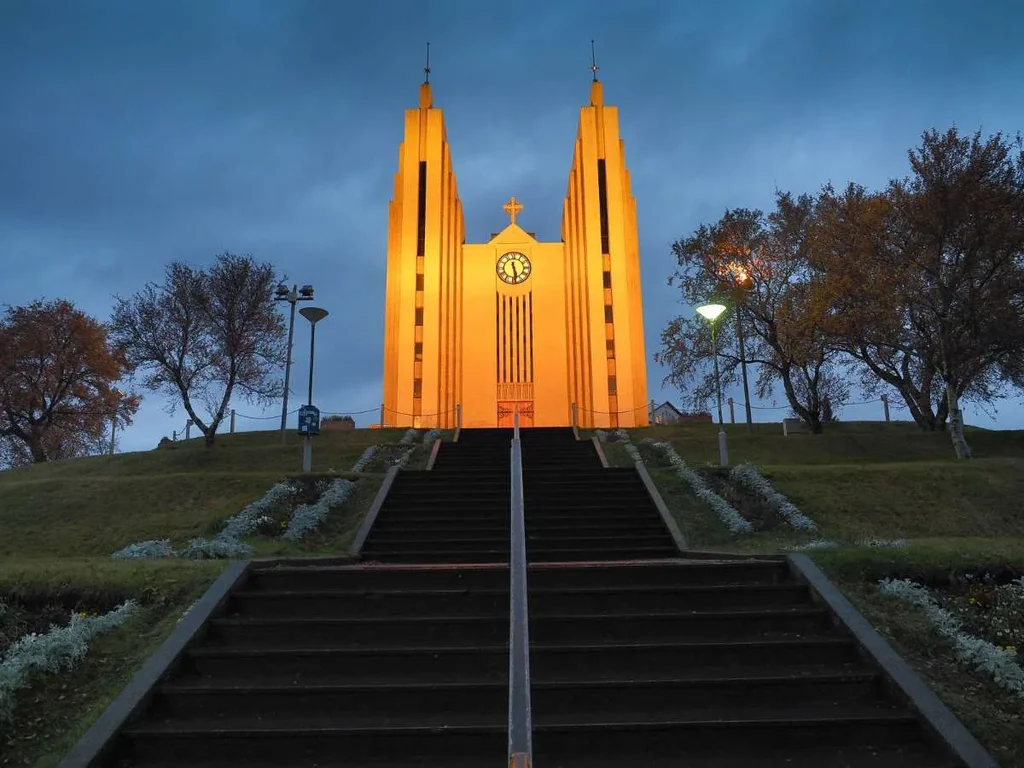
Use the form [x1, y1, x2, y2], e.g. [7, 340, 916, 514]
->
[508, 408, 533, 767]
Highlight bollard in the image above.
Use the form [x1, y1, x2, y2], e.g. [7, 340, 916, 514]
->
[230, 409, 236, 433]
[728, 397, 735, 424]
[881, 394, 890, 422]
[379, 402, 385, 428]
[456, 402, 462, 429]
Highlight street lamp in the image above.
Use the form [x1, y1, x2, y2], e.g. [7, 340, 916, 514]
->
[274, 282, 315, 443]
[299, 306, 329, 473]
[696, 302, 730, 467]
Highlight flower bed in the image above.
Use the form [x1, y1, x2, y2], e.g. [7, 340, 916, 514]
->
[0, 601, 136, 726]
[879, 575, 1024, 698]
[635, 437, 753, 534]
[108, 474, 360, 559]
[282, 478, 356, 541]
[729, 463, 819, 531]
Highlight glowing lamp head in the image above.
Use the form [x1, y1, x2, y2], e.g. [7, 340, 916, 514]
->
[696, 303, 728, 322]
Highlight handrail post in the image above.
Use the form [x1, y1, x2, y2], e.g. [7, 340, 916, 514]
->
[571, 402, 579, 440]
[508, 404, 532, 767]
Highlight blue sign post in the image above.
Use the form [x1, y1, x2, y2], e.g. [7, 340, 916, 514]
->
[298, 405, 320, 472]
[298, 405, 321, 436]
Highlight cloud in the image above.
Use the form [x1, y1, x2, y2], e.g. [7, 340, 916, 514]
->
[1, 0, 1022, 450]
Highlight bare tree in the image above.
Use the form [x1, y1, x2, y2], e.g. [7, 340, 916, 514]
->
[111, 252, 287, 447]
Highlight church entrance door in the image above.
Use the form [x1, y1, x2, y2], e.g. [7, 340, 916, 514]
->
[497, 402, 534, 428]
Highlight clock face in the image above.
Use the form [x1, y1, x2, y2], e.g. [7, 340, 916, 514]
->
[497, 251, 532, 284]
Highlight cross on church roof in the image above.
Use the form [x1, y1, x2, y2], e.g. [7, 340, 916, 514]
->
[503, 196, 523, 226]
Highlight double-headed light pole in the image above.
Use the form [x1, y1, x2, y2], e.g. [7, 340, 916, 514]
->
[274, 283, 315, 442]
[696, 302, 730, 467]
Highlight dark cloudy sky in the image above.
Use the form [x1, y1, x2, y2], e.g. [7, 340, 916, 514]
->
[2, 0, 1022, 452]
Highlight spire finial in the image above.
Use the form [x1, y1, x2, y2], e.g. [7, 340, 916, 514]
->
[424, 41, 431, 84]
[590, 39, 599, 82]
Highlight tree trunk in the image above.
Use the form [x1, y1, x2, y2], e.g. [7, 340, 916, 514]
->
[945, 381, 972, 459]
[27, 435, 48, 463]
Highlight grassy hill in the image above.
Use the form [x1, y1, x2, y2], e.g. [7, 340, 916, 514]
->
[2, 421, 1022, 765]
[0, 426, 428, 767]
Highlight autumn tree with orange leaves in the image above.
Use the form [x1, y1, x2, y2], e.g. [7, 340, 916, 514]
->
[0, 299, 140, 466]
[656, 194, 848, 433]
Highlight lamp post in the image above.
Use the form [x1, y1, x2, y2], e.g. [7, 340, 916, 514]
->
[299, 306, 329, 473]
[696, 302, 729, 467]
[274, 283, 315, 443]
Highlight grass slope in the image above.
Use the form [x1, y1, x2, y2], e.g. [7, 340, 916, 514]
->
[0, 427, 422, 766]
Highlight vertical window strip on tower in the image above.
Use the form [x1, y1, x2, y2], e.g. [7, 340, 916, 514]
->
[514, 296, 521, 382]
[416, 161, 427, 256]
[597, 159, 610, 255]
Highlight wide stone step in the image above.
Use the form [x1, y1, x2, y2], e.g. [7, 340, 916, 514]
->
[529, 608, 833, 643]
[370, 518, 508, 531]
[206, 615, 508, 648]
[527, 534, 675, 551]
[369, 529, 509, 543]
[530, 710, 929, 761]
[226, 587, 509, 618]
[525, 512, 666, 526]
[524, 522, 669, 535]
[528, 561, 790, 589]
[360, 548, 508, 564]
[532, 582, 809, 611]
[116, 723, 506, 765]
[183, 645, 509, 683]
[152, 680, 509, 725]
[245, 565, 509, 593]
[528, 546, 681, 562]
[531, 638, 862, 678]
[362, 537, 509, 554]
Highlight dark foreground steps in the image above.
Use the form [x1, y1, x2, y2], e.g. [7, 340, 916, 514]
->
[527, 559, 959, 767]
[104, 564, 509, 767]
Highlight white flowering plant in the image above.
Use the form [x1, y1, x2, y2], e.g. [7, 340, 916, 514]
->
[0, 601, 136, 726]
[400, 428, 419, 444]
[643, 439, 753, 534]
[351, 445, 380, 472]
[111, 539, 175, 560]
[878, 577, 1024, 698]
[423, 428, 442, 444]
[282, 478, 356, 541]
[111, 480, 300, 560]
[729, 463, 818, 531]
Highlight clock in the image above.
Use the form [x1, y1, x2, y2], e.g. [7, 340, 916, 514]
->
[497, 251, 531, 284]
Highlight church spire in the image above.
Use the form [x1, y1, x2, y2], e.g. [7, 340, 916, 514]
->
[589, 40, 603, 106]
[419, 42, 433, 109]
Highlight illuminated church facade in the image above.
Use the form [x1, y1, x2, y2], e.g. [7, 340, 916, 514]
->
[381, 74, 649, 429]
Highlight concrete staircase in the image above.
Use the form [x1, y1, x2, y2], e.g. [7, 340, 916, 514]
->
[526, 559, 957, 767]
[77, 427, 972, 767]
[359, 429, 512, 564]
[105, 564, 509, 767]
[521, 427, 679, 561]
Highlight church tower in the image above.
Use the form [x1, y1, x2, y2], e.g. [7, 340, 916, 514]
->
[381, 73, 649, 429]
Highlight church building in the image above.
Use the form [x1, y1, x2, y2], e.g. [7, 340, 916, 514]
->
[381, 71, 649, 429]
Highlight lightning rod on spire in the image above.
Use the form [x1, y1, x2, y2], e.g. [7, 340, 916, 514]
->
[424, 41, 431, 84]
[590, 39, 599, 81]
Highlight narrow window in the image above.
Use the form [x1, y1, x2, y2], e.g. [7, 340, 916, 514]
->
[416, 161, 427, 256]
[413, 378, 422, 398]
[414, 342, 423, 361]
[604, 305, 613, 324]
[603, 270, 611, 289]
[415, 308, 424, 326]
[606, 339, 615, 358]
[597, 159, 609, 254]
[608, 375, 617, 395]
[416, 273, 424, 291]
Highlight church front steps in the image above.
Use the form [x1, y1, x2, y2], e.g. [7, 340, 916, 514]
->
[526, 560, 957, 766]
[359, 438, 511, 563]
[106, 565, 509, 766]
